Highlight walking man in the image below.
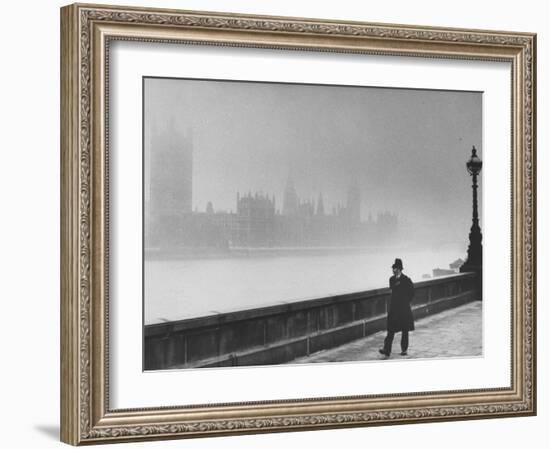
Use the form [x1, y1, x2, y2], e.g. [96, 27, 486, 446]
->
[379, 258, 415, 357]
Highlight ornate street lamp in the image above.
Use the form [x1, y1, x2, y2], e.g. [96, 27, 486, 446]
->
[460, 146, 483, 283]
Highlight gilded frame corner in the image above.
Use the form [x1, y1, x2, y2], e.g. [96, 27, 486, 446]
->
[60, 2, 536, 445]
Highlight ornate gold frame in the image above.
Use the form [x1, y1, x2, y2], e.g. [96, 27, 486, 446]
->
[60, 2, 536, 445]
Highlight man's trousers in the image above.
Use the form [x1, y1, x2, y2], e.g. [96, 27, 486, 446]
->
[383, 330, 409, 354]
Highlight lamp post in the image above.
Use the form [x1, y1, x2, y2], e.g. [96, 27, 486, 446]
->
[460, 147, 483, 293]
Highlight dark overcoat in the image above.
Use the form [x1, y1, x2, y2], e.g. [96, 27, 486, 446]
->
[387, 274, 415, 332]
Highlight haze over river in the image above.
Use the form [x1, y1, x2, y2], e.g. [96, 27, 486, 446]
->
[144, 244, 465, 325]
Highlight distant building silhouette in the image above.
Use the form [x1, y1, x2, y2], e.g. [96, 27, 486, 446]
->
[282, 173, 299, 216]
[236, 192, 276, 247]
[147, 120, 193, 247]
[316, 193, 325, 216]
[433, 258, 466, 277]
[146, 132, 399, 252]
[346, 178, 361, 224]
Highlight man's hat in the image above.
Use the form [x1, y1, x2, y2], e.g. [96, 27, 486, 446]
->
[392, 258, 403, 270]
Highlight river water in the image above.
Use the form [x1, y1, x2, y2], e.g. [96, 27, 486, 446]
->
[144, 245, 464, 325]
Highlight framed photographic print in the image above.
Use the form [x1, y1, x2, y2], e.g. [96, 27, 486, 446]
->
[60, 2, 537, 445]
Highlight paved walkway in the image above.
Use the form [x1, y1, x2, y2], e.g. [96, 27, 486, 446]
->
[292, 301, 482, 364]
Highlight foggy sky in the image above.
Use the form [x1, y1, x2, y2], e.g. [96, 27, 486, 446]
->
[144, 77, 482, 245]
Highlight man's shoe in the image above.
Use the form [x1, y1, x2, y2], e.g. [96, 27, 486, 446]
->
[379, 349, 389, 356]
[400, 351, 408, 356]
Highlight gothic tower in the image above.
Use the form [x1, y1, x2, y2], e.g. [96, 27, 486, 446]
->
[148, 118, 193, 247]
[346, 178, 361, 223]
[282, 172, 299, 216]
[316, 193, 325, 216]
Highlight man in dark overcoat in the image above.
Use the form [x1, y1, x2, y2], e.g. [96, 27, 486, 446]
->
[379, 258, 415, 357]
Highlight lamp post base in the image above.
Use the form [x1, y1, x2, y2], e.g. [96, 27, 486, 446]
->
[460, 262, 482, 300]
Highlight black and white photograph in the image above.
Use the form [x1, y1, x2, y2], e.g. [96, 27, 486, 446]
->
[143, 77, 483, 370]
